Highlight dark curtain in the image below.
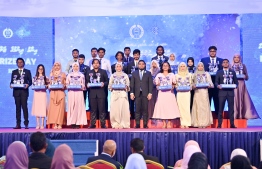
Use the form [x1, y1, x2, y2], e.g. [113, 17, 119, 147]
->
[0, 131, 261, 169]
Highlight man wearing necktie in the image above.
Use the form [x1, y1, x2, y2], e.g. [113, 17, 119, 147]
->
[151, 45, 169, 66]
[123, 47, 134, 63]
[215, 59, 238, 128]
[10, 58, 32, 129]
[65, 49, 79, 74]
[130, 60, 153, 128]
[200, 46, 224, 115]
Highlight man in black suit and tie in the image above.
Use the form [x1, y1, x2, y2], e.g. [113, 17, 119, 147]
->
[151, 45, 169, 66]
[86, 140, 123, 169]
[200, 46, 223, 114]
[215, 59, 238, 128]
[130, 60, 153, 128]
[10, 58, 32, 129]
[130, 138, 159, 163]
[86, 59, 109, 128]
[123, 47, 134, 63]
[79, 54, 90, 107]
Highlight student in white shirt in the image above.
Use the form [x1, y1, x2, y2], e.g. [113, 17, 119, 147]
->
[65, 49, 79, 74]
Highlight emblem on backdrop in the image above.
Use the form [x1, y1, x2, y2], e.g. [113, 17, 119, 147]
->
[3, 28, 13, 38]
[129, 24, 144, 39]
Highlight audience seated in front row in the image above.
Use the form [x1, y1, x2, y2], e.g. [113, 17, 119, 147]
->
[130, 138, 160, 163]
[86, 140, 123, 169]
[188, 152, 208, 169]
[125, 153, 147, 169]
[28, 132, 52, 169]
[231, 155, 254, 169]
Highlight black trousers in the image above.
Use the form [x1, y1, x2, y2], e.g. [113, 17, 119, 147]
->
[134, 92, 149, 126]
[104, 87, 108, 114]
[190, 90, 194, 113]
[208, 87, 219, 114]
[90, 97, 106, 126]
[128, 91, 135, 119]
[83, 90, 87, 106]
[14, 96, 29, 126]
[218, 95, 235, 126]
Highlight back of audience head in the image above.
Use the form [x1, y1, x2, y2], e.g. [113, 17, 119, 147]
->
[103, 140, 117, 157]
[231, 155, 252, 169]
[130, 138, 144, 153]
[45, 139, 55, 158]
[50, 144, 75, 169]
[188, 152, 208, 169]
[5, 141, 28, 169]
[181, 145, 201, 169]
[30, 131, 47, 153]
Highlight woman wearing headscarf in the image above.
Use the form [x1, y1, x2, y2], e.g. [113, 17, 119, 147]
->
[191, 62, 213, 128]
[220, 148, 256, 169]
[231, 54, 259, 119]
[108, 62, 130, 129]
[152, 61, 180, 128]
[50, 144, 79, 169]
[4, 141, 28, 169]
[47, 62, 66, 129]
[125, 153, 147, 169]
[148, 60, 160, 119]
[175, 62, 192, 128]
[66, 62, 87, 129]
[187, 57, 196, 112]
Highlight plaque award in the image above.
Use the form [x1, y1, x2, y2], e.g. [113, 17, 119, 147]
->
[67, 75, 82, 90]
[11, 74, 26, 88]
[220, 72, 236, 88]
[32, 76, 46, 90]
[88, 73, 102, 87]
[195, 74, 209, 88]
[233, 64, 245, 79]
[112, 75, 126, 90]
[177, 77, 191, 92]
[49, 75, 64, 89]
[158, 76, 172, 91]
[208, 61, 219, 76]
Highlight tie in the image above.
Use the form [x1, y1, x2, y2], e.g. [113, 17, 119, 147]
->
[159, 57, 163, 65]
[135, 61, 137, 68]
[19, 69, 22, 75]
[100, 59, 102, 68]
[127, 57, 129, 63]
[212, 58, 214, 65]
[140, 70, 143, 80]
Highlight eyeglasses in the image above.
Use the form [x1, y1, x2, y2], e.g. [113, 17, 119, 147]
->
[209, 50, 216, 52]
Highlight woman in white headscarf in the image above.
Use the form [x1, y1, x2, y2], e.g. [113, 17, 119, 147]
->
[220, 148, 256, 169]
[66, 62, 87, 128]
[175, 62, 192, 128]
[125, 153, 147, 169]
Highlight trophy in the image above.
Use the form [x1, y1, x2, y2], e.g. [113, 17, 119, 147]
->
[32, 76, 46, 90]
[221, 71, 236, 88]
[49, 74, 64, 89]
[129, 66, 136, 77]
[208, 61, 219, 76]
[177, 77, 190, 92]
[88, 73, 102, 87]
[195, 74, 209, 88]
[11, 74, 25, 88]
[233, 64, 245, 79]
[67, 75, 82, 90]
[112, 75, 126, 90]
[158, 76, 172, 91]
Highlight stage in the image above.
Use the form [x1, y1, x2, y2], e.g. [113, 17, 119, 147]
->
[0, 128, 262, 169]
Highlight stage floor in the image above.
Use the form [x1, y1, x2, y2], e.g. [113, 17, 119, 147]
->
[0, 127, 262, 133]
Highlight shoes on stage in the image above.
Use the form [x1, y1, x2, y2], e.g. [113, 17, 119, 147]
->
[101, 125, 107, 129]
[13, 125, 21, 129]
[71, 124, 76, 129]
[57, 125, 62, 129]
[40, 126, 44, 129]
[143, 125, 148, 129]
[25, 125, 29, 129]
[217, 125, 221, 128]
[75, 125, 80, 129]
[134, 125, 140, 129]
[89, 125, 96, 129]
[230, 125, 237, 128]
[36, 126, 40, 129]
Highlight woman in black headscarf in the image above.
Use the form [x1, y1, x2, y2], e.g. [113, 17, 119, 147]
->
[187, 57, 196, 112]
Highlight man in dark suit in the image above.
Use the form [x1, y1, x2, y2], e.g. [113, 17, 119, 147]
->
[123, 47, 134, 63]
[130, 138, 159, 163]
[86, 59, 109, 128]
[130, 59, 153, 128]
[151, 45, 169, 66]
[200, 46, 223, 114]
[111, 51, 127, 74]
[29, 132, 52, 169]
[10, 58, 32, 129]
[86, 140, 123, 169]
[79, 54, 90, 108]
[215, 59, 238, 128]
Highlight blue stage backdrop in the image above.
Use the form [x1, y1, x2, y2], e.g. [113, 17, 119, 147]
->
[0, 14, 262, 127]
[0, 18, 54, 127]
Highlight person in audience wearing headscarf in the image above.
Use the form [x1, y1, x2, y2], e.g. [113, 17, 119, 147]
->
[47, 62, 66, 129]
[175, 62, 192, 128]
[50, 144, 79, 169]
[4, 141, 28, 169]
[220, 148, 257, 169]
[191, 62, 213, 128]
[66, 62, 87, 129]
[125, 153, 147, 169]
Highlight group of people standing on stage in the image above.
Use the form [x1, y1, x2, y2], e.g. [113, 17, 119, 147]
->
[10, 45, 259, 129]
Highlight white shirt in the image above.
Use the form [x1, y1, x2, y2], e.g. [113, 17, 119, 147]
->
[97, 57, 112, 77]
[18, 68, 24, 75]
[210, 57, 217, 64]
[134, 60, 139, 67]
[85, 56, 98, 68]
[65, 59, 78, 74]
[101, 152, 111, 157]
[158, 55, 164, 60]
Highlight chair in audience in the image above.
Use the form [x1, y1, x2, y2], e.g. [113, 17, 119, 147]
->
[86, 159, 117, 169]
[78, 165, 94, 169]
[146, 160, 164, 169]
